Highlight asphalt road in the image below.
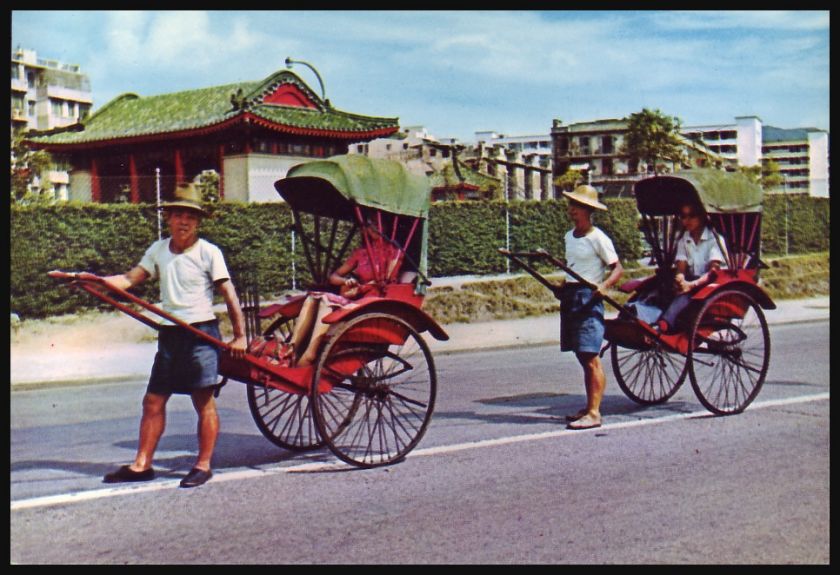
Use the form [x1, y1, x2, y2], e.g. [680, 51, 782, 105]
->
[10, 321, 829, 564]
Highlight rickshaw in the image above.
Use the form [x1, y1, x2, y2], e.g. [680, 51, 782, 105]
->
[501, 168, 775, 415]
[49, 155, 448, 468]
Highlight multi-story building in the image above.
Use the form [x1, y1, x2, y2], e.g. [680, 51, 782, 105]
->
[553, 115, 828, 198]
[682, 116, 763, 168]
[474, 131, 553, 161]
[761, 126, 829, 197]
[12, 47, 93, 199]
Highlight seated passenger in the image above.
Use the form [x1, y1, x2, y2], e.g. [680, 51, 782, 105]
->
[656, 202, 726, 333]
[285, 220, 403, 367]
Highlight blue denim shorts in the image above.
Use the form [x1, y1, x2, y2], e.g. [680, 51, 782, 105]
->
[147, 320, 221, 395]
[560, 284, 605, 354]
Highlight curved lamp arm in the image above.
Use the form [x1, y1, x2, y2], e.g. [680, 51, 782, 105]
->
[285, 56, 327, 103]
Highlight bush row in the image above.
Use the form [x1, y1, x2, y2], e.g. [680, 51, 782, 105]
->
[11, 194, 829, 318]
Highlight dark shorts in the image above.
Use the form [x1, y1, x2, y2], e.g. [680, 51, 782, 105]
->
[147, 320, 221, 396]
[559, 284, 605, 354]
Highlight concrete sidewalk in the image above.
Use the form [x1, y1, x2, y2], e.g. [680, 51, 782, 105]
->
[10, 296, 829, 390]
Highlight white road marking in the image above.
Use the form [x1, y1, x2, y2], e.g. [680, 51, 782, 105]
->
[11, 392, 829, 511]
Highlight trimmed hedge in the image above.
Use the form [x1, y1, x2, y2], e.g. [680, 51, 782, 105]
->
[427, 198, 643, 276]
[10, 194, 829, 318]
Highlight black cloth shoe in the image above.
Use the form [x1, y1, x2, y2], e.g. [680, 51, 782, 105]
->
[103, 464, 155, 483]
[180, 467, 213, 488]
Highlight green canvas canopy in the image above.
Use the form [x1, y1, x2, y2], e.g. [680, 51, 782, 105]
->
[275, 154, 432, 288]
[274, 155, 431, 221]
[634, 168, 764, 215]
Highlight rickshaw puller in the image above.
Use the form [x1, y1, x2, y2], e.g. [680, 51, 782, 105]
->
[101, 183, 247, 488]
[560, 185, 623, 430]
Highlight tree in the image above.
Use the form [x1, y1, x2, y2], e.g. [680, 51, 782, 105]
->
[622, 108, 684, 174]
[11, 133, 54, 204]
[760, 159, 785, 190]
[553, 168, 583, 193]
[196, 170, 221, 203]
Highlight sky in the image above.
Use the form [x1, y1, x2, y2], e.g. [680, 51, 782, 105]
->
[11, 10, 830, 142]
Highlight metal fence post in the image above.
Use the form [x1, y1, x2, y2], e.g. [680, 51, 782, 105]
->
[155, 167, 162, 240]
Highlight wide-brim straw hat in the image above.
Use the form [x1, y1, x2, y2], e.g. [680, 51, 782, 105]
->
[160, 183, 208, 216]
[562, 184, 608, 211]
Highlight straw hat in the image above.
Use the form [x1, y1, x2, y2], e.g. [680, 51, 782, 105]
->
[562, 184, 608, 211]
[160, 183, 208, 216]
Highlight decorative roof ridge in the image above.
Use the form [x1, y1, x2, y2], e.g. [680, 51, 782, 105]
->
[242, 69, 326, 111]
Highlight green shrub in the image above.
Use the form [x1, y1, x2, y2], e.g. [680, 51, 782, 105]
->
[10, 195, 829, 319]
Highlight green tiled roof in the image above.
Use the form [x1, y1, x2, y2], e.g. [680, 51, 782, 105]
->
[26, 70, 399, 147]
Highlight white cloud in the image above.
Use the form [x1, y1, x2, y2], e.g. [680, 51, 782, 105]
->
[12, 10, 829, 139]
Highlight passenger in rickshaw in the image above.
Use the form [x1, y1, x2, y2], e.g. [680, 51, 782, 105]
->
[560, 185, 624, 430]
[285, 220, 404, 367]
[655, 201, 726, 334]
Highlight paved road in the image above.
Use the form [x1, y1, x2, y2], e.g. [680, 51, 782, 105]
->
[10, 321, 829, 564]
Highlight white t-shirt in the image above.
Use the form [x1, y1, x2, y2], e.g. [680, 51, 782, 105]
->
[139, 238, 230, 325]
[564, 226, 619, 285]
[675, 227, 726, 279]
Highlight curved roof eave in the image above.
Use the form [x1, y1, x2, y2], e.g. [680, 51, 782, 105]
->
[27, 112, 400, 151]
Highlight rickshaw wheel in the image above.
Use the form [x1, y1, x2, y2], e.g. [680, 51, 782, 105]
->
[310, 312, 437, 468]
[247, 315, 324, 451]
[611, 341, 687, 405]
[688, 290, 770, 415]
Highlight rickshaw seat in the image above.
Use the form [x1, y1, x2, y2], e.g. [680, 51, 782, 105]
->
[619, 275, 654, 294]
[258, 293, 307, 319]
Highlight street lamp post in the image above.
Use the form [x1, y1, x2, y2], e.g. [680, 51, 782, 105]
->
[285, 57, 328, 104]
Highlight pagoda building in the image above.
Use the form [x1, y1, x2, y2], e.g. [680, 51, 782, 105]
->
[25, 69, 400, 203]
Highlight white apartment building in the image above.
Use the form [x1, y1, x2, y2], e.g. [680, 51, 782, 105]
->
[762, 126, 829, 197]
[682, 116, 763, 168]
[11, 47, 93, 199]
[474, 131, 553, 160]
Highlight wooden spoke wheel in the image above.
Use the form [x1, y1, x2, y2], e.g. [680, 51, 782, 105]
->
[310, 313, 437, 468]
[247, 314, 324, 451]
[688, 290, 770, 415]
[611, 340, 688, 405]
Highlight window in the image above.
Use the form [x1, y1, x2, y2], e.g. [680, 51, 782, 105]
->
[11, 63, 20, 80]
[253, 139, 272, 153]
[578, 136, 590, 155]
[602, 158, 613, 175]
[51, 99, 62, 117]
[602, 136, 614, 154]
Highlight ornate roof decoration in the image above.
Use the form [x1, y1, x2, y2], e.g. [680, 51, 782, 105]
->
[26, 70, 399, 150]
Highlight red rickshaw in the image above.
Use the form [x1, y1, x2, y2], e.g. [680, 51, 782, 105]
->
[502, 168, 775, 415]
[50, 155, 448, 468]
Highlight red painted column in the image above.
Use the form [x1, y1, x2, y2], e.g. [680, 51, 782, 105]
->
[90, 158, 101, 202]
[218, 144, 225, 199]
[174, 149, 184, 184]
[129, 155, 140, 203]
